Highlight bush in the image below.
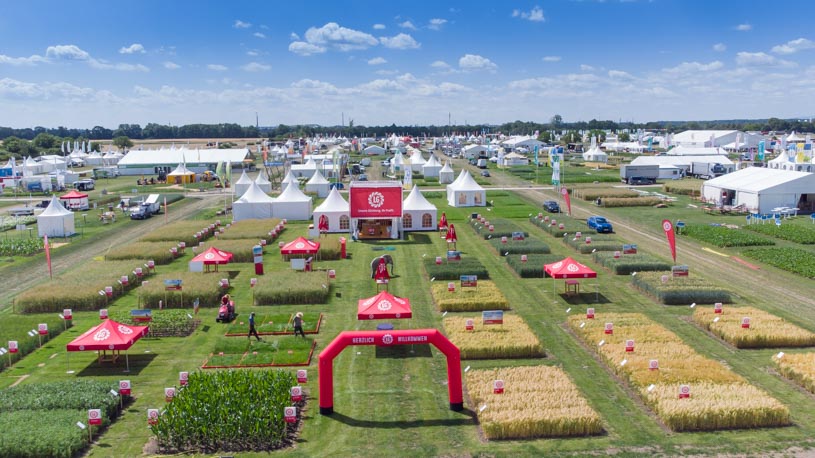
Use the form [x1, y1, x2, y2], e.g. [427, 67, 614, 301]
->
[110, 309, 200, 337]
[430, 280, 510, 311]
[506, 254, 564, 278]
[487, 237, 550, 256]
[423, 257, 489, 280]
[744, 223, 815, 244]
[600, 197, 663, 207]
[469, 218, 528, 240]
[681, 224, 774, 247]
[253, 271, 330, 305]
[104, 241, 177, 265]
[632, 271, 732, 305]
[563, 233, 622, 254]
[592, 252, 672, 275]
[0, 238, 42, 256]
[742, 247, 815, 278]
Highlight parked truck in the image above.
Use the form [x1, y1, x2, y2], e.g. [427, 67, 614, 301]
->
[620, 165, 659, 184]
[130, 194, 162, 220]
[690, 162, 726, 180]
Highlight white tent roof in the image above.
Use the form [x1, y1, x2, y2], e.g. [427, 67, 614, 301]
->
[235, 170, 253, 185]
[255, 170, 271, 185]
[236, 181, 275, 203]
[666, 146, 729, 156]
[403, 185, 436, 211]
[307, 169, 330, 185]
[449, 170, 484, 191]
[768, 150, 791, 164]
[424, 154, 441, 167]
[786, 131, 806, 142]
[117, 147, 249, 166]
[704, 167, 815, 193]
[440, 161, 453, 173]
[276, 181, 311, 202]
[313, 187, 349, 213]
[410, 151, 426, 165]
[631, 155, 734, 167]
[282, 170, 298, 184]
[168, 163, 194, 175]
[40, 195, 72, 216]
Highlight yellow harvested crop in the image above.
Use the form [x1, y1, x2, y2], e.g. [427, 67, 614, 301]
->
[443, 315, 544, 359]
[693, 306, 815, 348]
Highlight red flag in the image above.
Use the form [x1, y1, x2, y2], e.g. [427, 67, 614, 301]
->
[662, 220, 676, 263]
[44, 235, 52, 279]
[560, 187, 572, 216]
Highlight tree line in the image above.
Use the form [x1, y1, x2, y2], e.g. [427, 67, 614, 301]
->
[0, 123, 261, 142]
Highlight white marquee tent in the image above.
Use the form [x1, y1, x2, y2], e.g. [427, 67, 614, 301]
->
[233, 170, 254, 197]
[254, 170, 272, 193]
[439, 161, 455, 184]
[422, 154, 442, 178]
[312, 187, 350, 233]
[409, 151, 426, 172]
[37, 195, 75, 237]
[232, 181, 275, 221]
[281, 170, 298, 192]
[702, 167, 815, 214]
[305, 169, 331, 197]
[447, 170, 486, 207]
[402, 185, 437, 231]
[273, 181, 313, 220]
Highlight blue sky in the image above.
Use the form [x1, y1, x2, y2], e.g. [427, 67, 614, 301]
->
[1, 0, 814, 128]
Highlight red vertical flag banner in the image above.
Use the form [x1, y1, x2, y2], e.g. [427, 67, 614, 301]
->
[43, 235, 52, 279]
[662, 220, 676, 263]
[561, 187, 572, 216]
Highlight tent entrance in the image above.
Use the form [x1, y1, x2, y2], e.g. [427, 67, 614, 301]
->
[358, 219, 392, 239]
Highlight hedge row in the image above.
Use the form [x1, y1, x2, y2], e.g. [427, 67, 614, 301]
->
[592, 252, 673, 275]
[423, 257, 490, 280]
[631, 271, 732, 305]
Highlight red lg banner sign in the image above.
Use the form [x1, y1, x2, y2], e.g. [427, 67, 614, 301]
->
[350, 186, 402, 218]
[561, 187, 572, 215]
[662, 219, 676, 263]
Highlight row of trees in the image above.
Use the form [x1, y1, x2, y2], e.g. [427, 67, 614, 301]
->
[0, 134, 135, 159]
[0, 123, 261, 141]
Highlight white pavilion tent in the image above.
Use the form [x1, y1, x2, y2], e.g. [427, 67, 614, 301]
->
[232, 181, 275, 221]
[233, 170, 254, 197]
[37, 195, 75, 237]
[409, 151, 426, 172]
[446, 170, 486, 207]
[402, 185, 437, 232]
[439, 161, 455, 184]
[312, 187, 350, 233]
[281, 170, 298, 192]
[305, 169, 331, 198]
[422, 154, 442, 178]
[273, 181, 313, 220]
[254, 170, 272, 193]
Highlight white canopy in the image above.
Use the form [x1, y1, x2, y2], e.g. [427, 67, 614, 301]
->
[439, 160, 455, 184]
[233, 182, 275, 221]
[273, 181, 312, 220]
[233, 170, 254, 197]
[305, 169, 331, 197]
[447, 170, 486, 207]
[312, 187, 350, 233]
[409, 151, 426, 172]
[37, 195, 75, 237]
[254, 169, 272, 193]
[702, 167, 815, 213]
[281, 170, 298, 192]
[422, 154, 442, 177]
[582, 146, 608, 163]
[402, 185, 437, 232]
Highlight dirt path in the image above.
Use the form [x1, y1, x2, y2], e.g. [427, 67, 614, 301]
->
[1, 195, 219, 312]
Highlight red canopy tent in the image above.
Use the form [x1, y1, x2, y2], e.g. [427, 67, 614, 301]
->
[357, 290, 412, 320]
[191, 247, 234, 272]
[66, 319, 149, 371]
[59, 189, 89, 210]
[280, 236, 320, 259]
[543, 257, 597, 298]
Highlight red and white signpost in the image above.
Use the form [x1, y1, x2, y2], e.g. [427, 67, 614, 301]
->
[649, 359, 659, 371]
[465, 319, 474, 331]
[493, 379, 504, 394]
[284, 406, 298, 423]
[679, 384, 691, 399]
[100, 309, 108, 320]
[741, 317, 751, 329]
[296, 369, 308, 384]
[604, 322, 613, 335]
[88, 409, 102, 425]
[586, 308, 595, 319]
[119, 380, 131, 396]
[714, 302, 723, 314]
[625, 339, 635, 352]
[63, 309, 73, 321]
[165, 387, 176, 402]
[147, 409, 159, 426]
[179, 371, 189, 386]
[291, 386, 303, 402]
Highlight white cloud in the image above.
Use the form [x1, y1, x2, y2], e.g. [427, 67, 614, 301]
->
[290, 32, 300, 40]
[163, 61, 181, 70]
[431, 60, 451, 69]
[246, 50, 259, 57]
[373, 24, 386, 30]
[580, 64, 595, 71]
[119, 43, 145, 54]
[234, 20, 251, 29]
[380, 33, 420, 50]
[260, 24, 268, 29]
[242, 62, 270, 72]
[289, 41, 326, 56]
[735, 23, 752, 31]
[27, 44, 150, 71]
[512, 6, 545, 22]
[375, 69, 399, 75]
[608, 70, 634, 79]
[663, 61, 724, 73]
[0, 53, 47, 65]
[303, 22, 379, 52]
[772, 38, 815, 55]
[736, 52, 796, 68]
[459, 54, 497, 71]
[428, 18, 447, 30]
[46, 45, 90, 61]
[253, 32, 266, 39]
[713, 43, 727, 52]
[368, 57, 387, 65]
[399, 21, 417, 30]
[207, 64, 228, 71]
[543, 56, 561, 62]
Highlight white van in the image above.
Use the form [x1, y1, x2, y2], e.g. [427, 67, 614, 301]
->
[477, 159, 488, 169]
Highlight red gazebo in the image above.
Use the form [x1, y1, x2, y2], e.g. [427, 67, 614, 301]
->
[59, 189, 89, 211]
[66, 319, 149, 371]
[357, 290, 412, 320]
[191, 247, 234, 272]
[280, 236, 320, 260]
[543, 257, 597, 297]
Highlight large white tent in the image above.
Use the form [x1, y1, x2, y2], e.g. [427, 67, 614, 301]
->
[446, 170, 486, 207]
[364, 145, 386, 155]
[37, 195, 75, 237]
[402, 185, 437, 231]
[254, 170, 272, 193]
[233, 170, 254, 197]
[312, 187, 350, 233]
[422, 154, 442, 178]
[582, 146, 608, 163]
[305, 169, 331, 197]
[409, 151, 426, 172]
[232, 181, 275, 221]
[273, 181, 313, 220]
[281, 170, 298, 192]
[439, 161, 455, 184]
[702, 167, 815, 214]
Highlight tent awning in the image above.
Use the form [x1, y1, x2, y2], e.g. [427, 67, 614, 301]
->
[60, 190, 89, 199]
[544, 257, 597, 279]
[66, 319, 149, 351]
[280, 236, 320, 255]
[357, 290, 412, 320]
[191, 247, 234, 264]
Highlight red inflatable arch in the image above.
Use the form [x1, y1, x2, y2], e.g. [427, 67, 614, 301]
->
[319, 329, 463, 415]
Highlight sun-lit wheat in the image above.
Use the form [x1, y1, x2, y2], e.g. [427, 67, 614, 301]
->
[693, 306, 815, 348]
[773, 352, 815, 394]
[431, 280, 510, 312]
[444, 315, 544, 359]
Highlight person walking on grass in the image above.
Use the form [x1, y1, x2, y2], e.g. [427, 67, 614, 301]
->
[293, 312, 306, 338]
[248, 312, 262, 341]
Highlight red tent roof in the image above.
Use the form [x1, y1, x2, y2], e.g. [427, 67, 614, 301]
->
[60, 190, 89, 199]
[66, 319, 149, 351]
[191, 247, 234, 265]
[280, 236, 320, 255]
[357, 290, 412, 320]
[544, 257, 597, 279]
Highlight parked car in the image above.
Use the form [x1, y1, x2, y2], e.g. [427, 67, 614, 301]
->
[480, 170, 491, 177]
[587, 215, 613, 233]
[628, 176, 656, 185]
[543, 200, 560, 213]
[330, 182, 345, 190]
[74, 179, 95, 191]
[357, 174, 368, 181]
[129, 205, 153, 220]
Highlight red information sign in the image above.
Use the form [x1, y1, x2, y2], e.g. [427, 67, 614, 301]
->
[99, 309, 108, 320]
[8, 341, 18, 353]
[88, 409, 102, 426]
[296, 369, 308, 383]
[586, 308, 595, 319]
[291, 386, 303, 402]
[741, 317, 750, 329]
[465, 319, 474, 331]
[284, 406, 298, 423]
[625, 339, 634, 352]
[179, 371, 189, 386]
[460, 275, 478, 288]
[164, 387, 176, 402]
[493, 379, 504, 394]
[649, 359, 659, 370]
[63, 309, 72, 320]
[679, 384, 691, 399]
[38, 323, 48, 335]
[604, 322, 613, 335]
[714, 303, 723, 314]
[147, 409, 159, 425]
[119, 380, 131, 396]
[482, 310, 504, 325]
[349, 184, 402, 218]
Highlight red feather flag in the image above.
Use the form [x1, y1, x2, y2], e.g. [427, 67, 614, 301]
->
[662, 220, 676, 263]
[44, 235, 52, 279]
[561, 187, 572, 216]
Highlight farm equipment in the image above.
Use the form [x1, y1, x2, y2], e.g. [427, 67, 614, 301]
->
[216, 301, 236, 323]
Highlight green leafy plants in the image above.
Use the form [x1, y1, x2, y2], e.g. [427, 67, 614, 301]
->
[225, 312, 322, 335]
[563, 233, 622, 254]
[469, 218, 528, 240]
[506, 254, 564, 278]
[140, 271, 224, 309]
[592, 252, 672, 275]
[110, 309, 200, 337]
[744, 223, 815, 244]
[203, 337, 315, 368]
[487, 238, 550, 256]
[423, 257, 489, 280]
[742, 247, 815, 278]
[104, 241, 176, 264]
[430, 280, 510, 311]
[681, 224, 774, 247]
[632, 271, 732, 305]
[253, 271, 330, 305]
[0, 238, 43, 256]
[0, 314, 71, 371]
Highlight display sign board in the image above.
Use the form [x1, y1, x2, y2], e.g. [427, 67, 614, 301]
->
[88, 409, 102, 426]
[511, 231, 525, 241]
[604, 322, 614, 334]
[38, 323, 48, 335]
[119, 380, 131, 396]
[291, 386, 303, 402]
[349, 184, 402, 218]
[671, 265, 689, 277]
[446, 250, 461, 261]
[164, 387, 176, 402]
[493, 379, 504, 394]
[284, 406, 298, 423]
[63, 309, 73, 320]
[649, 359, 659, 370]
[465, 319, 474, 331]
[179, 371, 189, 386]
[625, 339, 635, 352]
[296, 369, 308, 383]
[460, 275, 478, 288]
[482, 310, 504, 325]
[679, 384, 691, 399]
[623, 244, 638, 254]
[586, 308, 595, 319]
[8, 341, 18, 353]
[130, 309, 152, 322]
[164, 279, 183, 291]
[147, 409, 159, 425]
